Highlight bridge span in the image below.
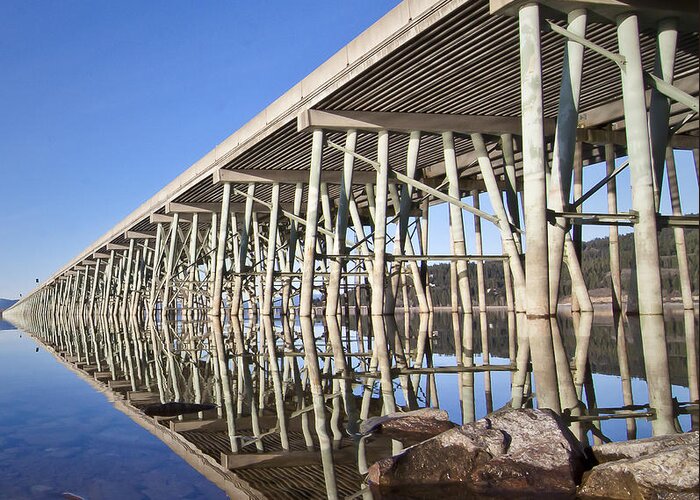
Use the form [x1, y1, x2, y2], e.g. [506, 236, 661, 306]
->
[6, 0, 699, 496]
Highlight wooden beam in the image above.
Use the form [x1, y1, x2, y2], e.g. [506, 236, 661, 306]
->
[297, 109, 556, 136]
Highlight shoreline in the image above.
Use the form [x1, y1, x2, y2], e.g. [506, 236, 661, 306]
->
[390, 299, 699, 315]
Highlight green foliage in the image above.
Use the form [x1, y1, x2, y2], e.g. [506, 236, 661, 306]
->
[422, 226, 699, 307]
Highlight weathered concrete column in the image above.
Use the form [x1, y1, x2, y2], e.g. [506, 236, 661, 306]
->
[649, 18, 678, 209]
[443, 131, 472, 313]
[186, 213, 199, 320]
[546, 10, 586, 318]
[262, 183, 280, 316]
[388, 183, 429, 313]
[518, 2, 560, 412]
[211, 183, 231, 318]
[231, 183, 255, 316]
[207, 211, 218, 313]
[300, 129, 324, 317]
[473, 133, 529, 404]
[419, 198, 434, 311]
[326, 130, 357, 316]
[371, 130, 390, 316]
[617, 12, 675, 435]
[120, 238, 135, 318]
[299, 316, 338, 499]
[103, 250, 116, 318]
[161, 213, 180, 322]
[471, 190, 492, 412]
[88, 258, 102, 316]
[286, 182, 304, 313]
[665, 147, 698, 425]
[501, 134, 522, 251]
[78, 265, 90, 320]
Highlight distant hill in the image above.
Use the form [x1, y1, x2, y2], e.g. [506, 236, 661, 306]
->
[390, 225, 699, 308]
[0, 298, 18, 311]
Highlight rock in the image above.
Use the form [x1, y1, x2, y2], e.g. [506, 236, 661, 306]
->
[367, 407, 587, 497]
[367, 420, 507, 487]
[468, 407, 588, 495]
[360, 408, 457, 444]
[589, 431, 699, 464]
[578, 441, 699, 499]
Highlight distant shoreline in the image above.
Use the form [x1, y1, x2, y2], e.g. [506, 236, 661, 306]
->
[391, 297, 699, 315]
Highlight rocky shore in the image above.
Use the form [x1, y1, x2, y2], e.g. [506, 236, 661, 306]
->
[363, 408, 699, 499]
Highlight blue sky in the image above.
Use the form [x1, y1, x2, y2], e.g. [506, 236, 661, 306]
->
[0, 1, 697, 299]
[0, 1, 401, 298]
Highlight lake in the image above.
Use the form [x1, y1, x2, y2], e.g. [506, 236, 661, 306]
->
[2, 307, 696, 498]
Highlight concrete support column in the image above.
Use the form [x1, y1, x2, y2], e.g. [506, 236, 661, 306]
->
[300, 129, 325, 317]
[103, 250, 116, 318]
[186, 213, 199, 320]
[518, 2, 561, 412]
[212, 183, 231, 319]
[617, 12, 674, 435]
[501, 134, 522, 251]
[371, 130, 390, 316]
[262, 183, 280, 316]
[231, 183, 255, 316]
[443, 131, 472, 313]
[649, 18, 678, 208]
[161, 213, 180, 322]
[326, 130, 357, 316]
[546, 9, 586, 314]
[121, 239, 135, 318]
[665, 147, 698, 426]
[89, 258, 101, 316]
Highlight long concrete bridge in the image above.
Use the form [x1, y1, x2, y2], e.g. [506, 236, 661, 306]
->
[6, 0, 699, 496]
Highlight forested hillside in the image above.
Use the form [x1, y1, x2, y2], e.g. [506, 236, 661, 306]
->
[419, 226, 699, 307]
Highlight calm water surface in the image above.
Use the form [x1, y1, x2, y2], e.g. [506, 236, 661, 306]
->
[0, 325, 227, 500]
[1, 308, 695, 498]
[348, 310, 694, 441]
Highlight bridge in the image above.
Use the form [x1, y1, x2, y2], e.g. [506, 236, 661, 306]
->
[6, 0, 699, 496]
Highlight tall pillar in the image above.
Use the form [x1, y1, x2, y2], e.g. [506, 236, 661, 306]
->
[326, 130, 357, 316]
[443, 131, 472, 313]
[300, 129, 325, 317]
[617, 12, 675, 435]
[371, 131, 390, 316]
[518, 2, 560, 412]
[649, 18, 678, 208]
[212, 183, 231, 318]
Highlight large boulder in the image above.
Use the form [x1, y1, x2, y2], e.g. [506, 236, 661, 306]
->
[588, 431, 699, 464]
[360, 408, 457, 445]
[367, 420, 506, 487]
[367, 407, 587, 497]
[578, 439, 699, 499]
[469, 407, 587, 495]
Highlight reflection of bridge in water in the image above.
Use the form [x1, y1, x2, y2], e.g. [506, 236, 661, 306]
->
[9, 309, 696, 498]
[5, 0, 700, 497]
[411, 311, 695, 387]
